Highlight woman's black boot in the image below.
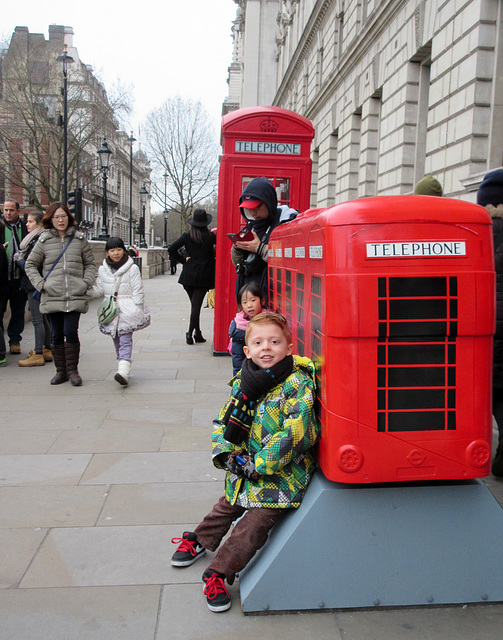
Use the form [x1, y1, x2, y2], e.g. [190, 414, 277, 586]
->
[50, 344, 68, 385]
[186, 331, 194, 345]
[194, 330, 206, 343]
[65, 342, 82, 386]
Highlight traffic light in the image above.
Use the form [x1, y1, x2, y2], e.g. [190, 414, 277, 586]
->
[136, 218, 145, 236]
[67, 188, 83, 224]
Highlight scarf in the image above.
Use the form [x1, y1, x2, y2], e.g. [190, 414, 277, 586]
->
[19, 226, 44, 255]
[240, 354, 294, 400]
[106, 254, 129, 270]
[222, 355, 294, 445]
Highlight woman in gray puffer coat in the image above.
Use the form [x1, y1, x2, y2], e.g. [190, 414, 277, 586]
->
[25, 202, 97, 386]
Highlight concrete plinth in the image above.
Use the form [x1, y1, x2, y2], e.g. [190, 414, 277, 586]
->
[239, 471, 503, 613]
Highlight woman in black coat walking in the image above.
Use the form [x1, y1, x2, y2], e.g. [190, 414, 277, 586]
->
[168, 209, 216, 344]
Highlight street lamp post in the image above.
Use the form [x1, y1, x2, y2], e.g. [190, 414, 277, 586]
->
[139, 184, 148, 248]
[128, 131, 136, 246]
[163, 171, 168, 248]
[57, 44, 74, 202]
[97, 138, 112, 240]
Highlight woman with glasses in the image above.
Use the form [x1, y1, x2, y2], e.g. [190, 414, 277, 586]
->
[25, 202, 96, 386]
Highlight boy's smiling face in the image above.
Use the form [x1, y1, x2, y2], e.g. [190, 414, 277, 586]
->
[244, 322, 292, 369]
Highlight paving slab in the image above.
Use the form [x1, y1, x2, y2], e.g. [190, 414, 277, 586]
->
[157, 583, 343, 640]
[97, 481, 224, 526]
[19, 524, 211, 588]
[0, 429, 62, 454]
[48, 426, 164, 454]
[100, 406, 191, 427]
[334, 605, 503, 640]
[159, 425, 215, 451]
[0, 453, 91, 486]
[0, 485, 108, 527]
[0, 410, 108, 431]
[0, 586, 160, 640]
[0, 528, 47, 588]
[80, 451, 216, 485]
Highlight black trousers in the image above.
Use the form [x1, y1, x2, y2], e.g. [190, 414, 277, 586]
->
[48, 311, 81, 345]
[183, 286, 207, 334]
[0, 278, 27, 346]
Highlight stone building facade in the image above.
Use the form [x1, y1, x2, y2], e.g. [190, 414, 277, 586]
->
[0, 25, 151, 244]
[224, 0, 503, 204]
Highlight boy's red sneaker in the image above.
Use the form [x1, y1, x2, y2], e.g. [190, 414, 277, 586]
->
[202, 571, 231, 612]
[171, 531, 206, 566]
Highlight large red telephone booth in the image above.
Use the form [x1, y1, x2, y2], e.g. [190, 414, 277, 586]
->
[213, 106, 314, 354]
[268, 196, 495, 483]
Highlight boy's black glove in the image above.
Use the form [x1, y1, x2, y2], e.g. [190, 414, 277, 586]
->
[217, 451, 244, 477]
[236, 453, 260, 481]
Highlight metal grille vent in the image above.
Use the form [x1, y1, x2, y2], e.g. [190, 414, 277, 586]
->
[377, 276, 457, 432]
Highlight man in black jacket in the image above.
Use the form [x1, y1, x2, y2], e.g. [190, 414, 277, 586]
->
[231, 177, 298, 303]
[1, 199, 28, 355]
[0, 236, 8, 366]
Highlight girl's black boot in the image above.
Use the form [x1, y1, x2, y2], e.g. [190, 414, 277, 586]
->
[194, 330, 206, 343]
[186, 331, 194, 345]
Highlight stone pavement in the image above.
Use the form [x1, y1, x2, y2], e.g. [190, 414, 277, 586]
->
[1, 272, 503, 640]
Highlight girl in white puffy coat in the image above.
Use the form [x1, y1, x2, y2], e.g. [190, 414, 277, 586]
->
[90, 237, 150, 386]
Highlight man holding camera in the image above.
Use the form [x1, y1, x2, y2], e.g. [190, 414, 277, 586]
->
[230, 177, 281, 304]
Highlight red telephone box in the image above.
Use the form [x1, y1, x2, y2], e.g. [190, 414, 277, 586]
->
[213, 106, 314, 354]
[268, 196, 495, 483]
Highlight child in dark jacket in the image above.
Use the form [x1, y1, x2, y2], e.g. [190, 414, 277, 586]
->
[228, 282, 267, 375]
[171, 312, 319, 613]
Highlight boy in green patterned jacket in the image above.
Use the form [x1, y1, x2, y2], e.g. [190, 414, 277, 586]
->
[171, 312, 319, 612]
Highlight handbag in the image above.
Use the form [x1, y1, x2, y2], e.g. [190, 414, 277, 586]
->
[97, 294, 118, 325]
[97, 275, 123, 326]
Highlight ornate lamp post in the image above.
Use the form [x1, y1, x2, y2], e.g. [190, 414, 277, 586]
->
[128, 131, 136, 246]
[139, 184, 148, 248]
[97, 138, 112, 240]
[56, 44, 74, 202]
[163, 171, 168, 248]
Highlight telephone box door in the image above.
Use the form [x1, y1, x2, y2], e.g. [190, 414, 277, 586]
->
[213, 107, 314, 354]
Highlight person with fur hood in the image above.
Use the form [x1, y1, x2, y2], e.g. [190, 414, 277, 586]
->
[89, 237, 150, 386]
[477, 169, 503, 476]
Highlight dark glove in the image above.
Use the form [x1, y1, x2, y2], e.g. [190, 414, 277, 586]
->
[217, 451, 244, 477]
[235, 454, 260, 481]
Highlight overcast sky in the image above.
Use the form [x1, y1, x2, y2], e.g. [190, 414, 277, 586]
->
[2, 0, 237, 136]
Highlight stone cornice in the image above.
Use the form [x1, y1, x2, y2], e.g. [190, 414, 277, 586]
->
[275, 0, 333, 97]
[274, 0, 405, 117]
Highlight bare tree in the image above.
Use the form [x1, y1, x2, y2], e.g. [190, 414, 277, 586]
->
[142, 97, 219, 227]
[0, 33, 132, 210]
